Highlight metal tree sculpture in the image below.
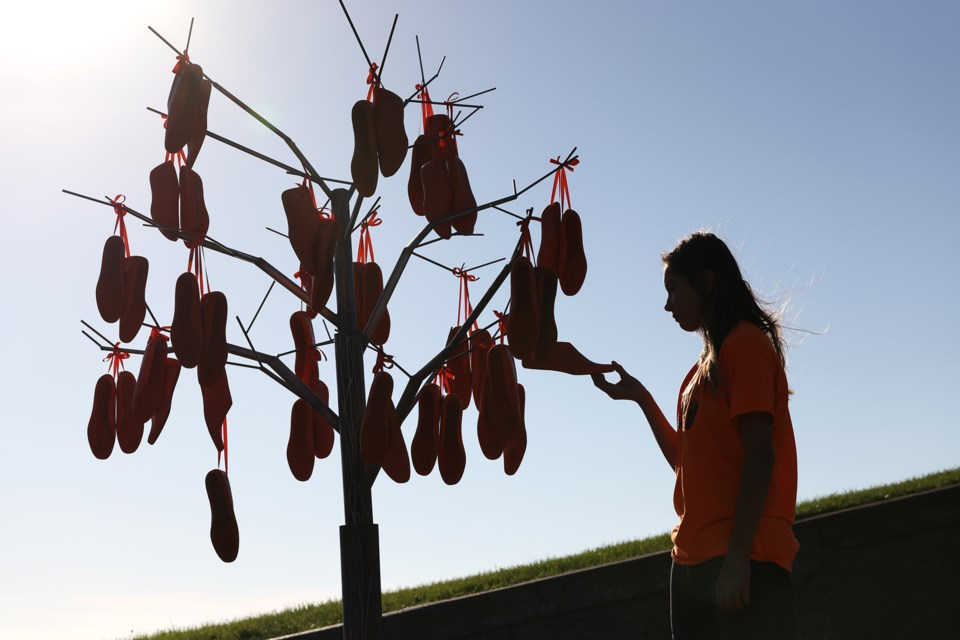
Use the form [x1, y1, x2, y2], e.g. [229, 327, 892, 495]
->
[67, 5, 609, 639]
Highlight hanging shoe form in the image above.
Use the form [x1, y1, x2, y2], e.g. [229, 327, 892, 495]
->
[506, 257, 539, 359]
[165, 61, 204, 154]
[178, 166, 210, 248]
[205, 469, 240, 563]
[119, 256, 149, 344]
[147, 358, 181, 445]
[201, 370, 231, 451]
[373, 87, 408, 178]
[533, 266, 559, 356]
[446, 327, 472, 410]
[287, 399, 316, 482]
[407, 135, 430, 216]
[310, 217, 339, 311]
[310, 377, 335, 459]
[558, 209, 587, 296]
[536, 202, 562, 272]
[504, 384, 528, 476]
[149, 161, 180, 241]
[485, 344, 522, 443]
[448, 156, 477, 235]
[87, 374, 117, 460]
[96, 236, 126, 324]
[133, 332, 169, 424]
[115, 370, 144, 454]
[360, 371, 394, 465]
[171, 272, 204, 368]
[522, 341, 615, 376]
[380, 400, 410, 484]
[361, 262, 390, 346]
[411, 383, 441, 476]
[421, 159, 453, 239]
[469, 329, 493, 405]
[289, 310, 318, 381]
[351, 100, 379, 197]
[281, 185, 321, 271]
[198, 292, 228, 388]
[476, 379, 504, 461]
[185, 77, 212, 169]
[438, 393, 466, 485]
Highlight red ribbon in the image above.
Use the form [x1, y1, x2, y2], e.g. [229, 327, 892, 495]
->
[434, 365, 455, 395]
[187, 240, 210, 297]
[416, 83, 435, 133]
[218, 417, 229, 477]
[172, 53, 190, 74]
[103, 342, 130, 378]
[493, 310, 508, 345]
[517, 218, 535, 262]
[373, 348, 394, 374]
[366, 62, 380, 102]
[356, 209, 382, 264]
[111, 194, 131, 258]
[444, 92, 459, 120]
[149, 326, 171, 341]
[452, 266, 479, 333]
[549, 156, 579, 211]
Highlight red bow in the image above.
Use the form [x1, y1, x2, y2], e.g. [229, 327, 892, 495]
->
[517, 217, 535, 262]
[373, 348, 394, 374]
[452, 266, 479, 333]
[111, 194, 131, 258]
[366, 62, 380, 102]
[171, 53, 190, 74]
[434, 365, 455, 395]
[550, 156, 579, 211]
[493, 310, 508, 345]
[357, 209, 382, 264]
[103, 342, 130, 378]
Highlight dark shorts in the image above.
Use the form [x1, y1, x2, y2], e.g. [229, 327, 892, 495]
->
[670, 558, 800, 640]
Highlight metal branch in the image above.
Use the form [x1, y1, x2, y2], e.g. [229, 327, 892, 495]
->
[378, 14, 399, 83]
[404, 56, 445, 106]
[415, 35, 426, 87]
[80, 319, 115, 347]
[453, 87, 496, 103]
[63, 190, 339, 329]
[146, 27, 335, 200]
[454, 105, 482, 129]
[359, 149, 576, 348]
[266, 226, 288, 239]
[184, 18, 194, 54]
[248, 281, 275, 333]
[493, 205, 525, 220]
[144, 302, 161, 329]
[352, 197, 381, 233]
[338, 0, 374, 72]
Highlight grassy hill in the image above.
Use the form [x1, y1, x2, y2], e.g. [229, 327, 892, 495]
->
[130, 466, 960, 640]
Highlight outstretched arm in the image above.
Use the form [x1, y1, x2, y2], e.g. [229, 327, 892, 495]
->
[592, 362, 679, 469]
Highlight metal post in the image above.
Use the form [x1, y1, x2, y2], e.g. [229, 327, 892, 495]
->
[331, 187, 381, 640]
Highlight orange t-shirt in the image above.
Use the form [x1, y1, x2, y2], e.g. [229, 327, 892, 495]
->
[671, 321, 799, 571]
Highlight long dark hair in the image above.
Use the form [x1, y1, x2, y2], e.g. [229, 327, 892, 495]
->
[662, 232, 786, 387]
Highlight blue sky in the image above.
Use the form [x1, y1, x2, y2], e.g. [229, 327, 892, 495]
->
[1, 1, 958, 638]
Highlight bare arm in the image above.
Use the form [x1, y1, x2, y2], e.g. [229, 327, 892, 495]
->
[592, 362, 679, 469]
[715, 411, 775, 612]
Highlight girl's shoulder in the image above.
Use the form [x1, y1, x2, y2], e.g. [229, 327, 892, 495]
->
[720, 321, 777, 360]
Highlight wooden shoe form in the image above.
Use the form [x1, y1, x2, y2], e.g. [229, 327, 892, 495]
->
[533, 266, 559, 357]
[360, 371, 393, 465]
[171, 272, 204, 369]
[87, 373, 117, 460]
[287, 399, 316, 482]
[411, 383, 441, 476]
[197, 291, 228, 388]
[469, 329, 493, 404]
[147, 358, 181, 445]
[119, 256, 149, 343]
[438, 393, 466, 485]
[201, 369, 232, 452]
[116, 370, 144, 454]
[506, 257, 539, 359]
[133, 333, 168, 424]
[485, 344, 522, 440]
[205, 469, 240, 563]
[558, 209, 587, 296]
[362, 262, 390, 346]
[96, 236, 126, 324]
[504, 384, 528, 476]
[448, 156, 477, 236]
[476, 381, 504, 461]
[185, 77, 212, 169]
[536, 202, 562, 272]
[310, 377, 335, 459]
[178, 166, 210, 248]
[407, 135, 431, 216]
[165, 62, 204, 154]
[373, 87, 408, 178]
[289, 310, 317, 381]
[446, 327, 472, 410]
[281, 184, 321, 271]
[421, 159, 453, 239]
[149, 161, 180, 241]
[522, 341, 615, 376]
[350, 100, 379, 198]
[380, 398, 410, 484]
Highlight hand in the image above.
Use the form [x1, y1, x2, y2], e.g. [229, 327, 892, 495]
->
[715, 554, 751, 613]
[591, 361, 648, 403]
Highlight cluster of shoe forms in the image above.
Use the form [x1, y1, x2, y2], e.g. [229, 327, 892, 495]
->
[508, 202, 614, 377]
[408, 113, 478, 239]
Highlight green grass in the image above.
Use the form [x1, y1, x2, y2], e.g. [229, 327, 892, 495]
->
[129, 466, 960, 640]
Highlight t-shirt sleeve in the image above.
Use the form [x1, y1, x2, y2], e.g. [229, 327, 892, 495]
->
[720, 326, 777, 419]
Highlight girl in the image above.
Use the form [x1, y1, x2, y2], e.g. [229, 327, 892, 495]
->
[592, 232, 800, 639]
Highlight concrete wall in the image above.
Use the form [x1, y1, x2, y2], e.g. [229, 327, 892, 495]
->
[277, 483, 960, 640]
